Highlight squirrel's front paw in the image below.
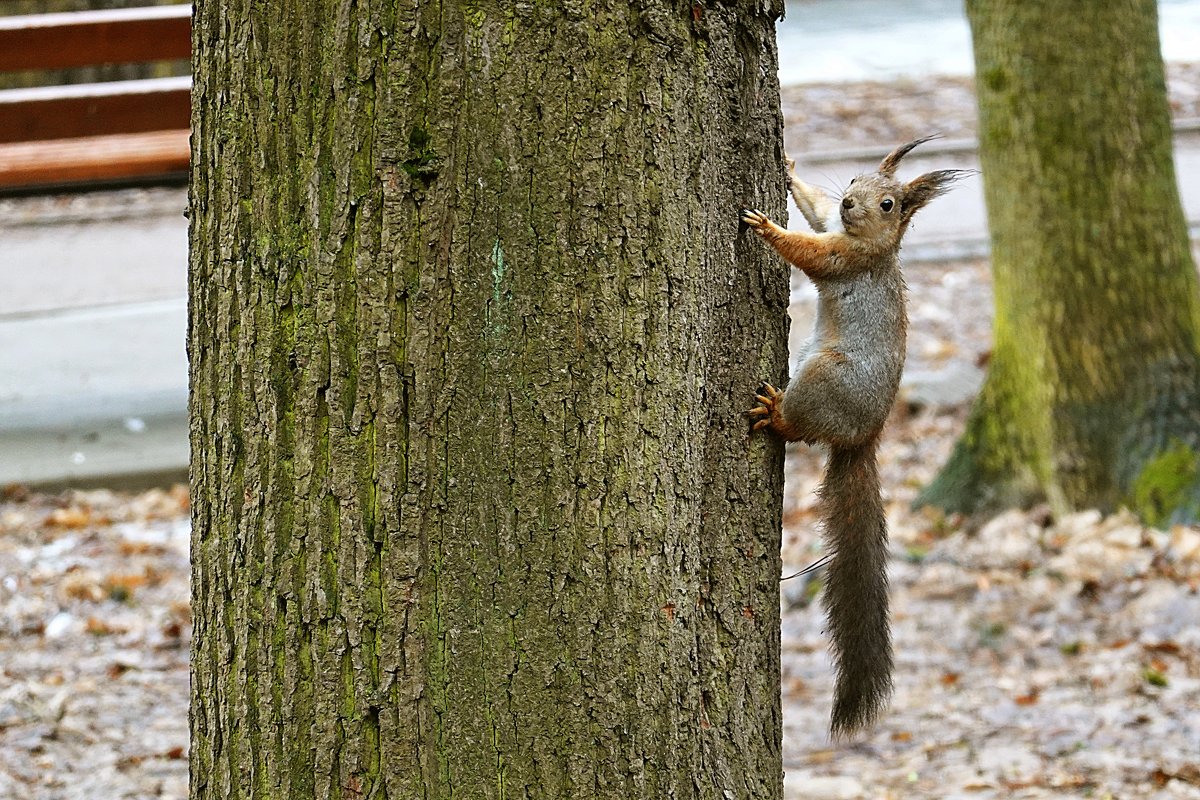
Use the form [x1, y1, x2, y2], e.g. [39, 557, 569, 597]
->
[740, 209, 771, 233]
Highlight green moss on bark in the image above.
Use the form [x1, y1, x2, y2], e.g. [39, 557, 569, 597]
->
[1131, 442, 1200, 527]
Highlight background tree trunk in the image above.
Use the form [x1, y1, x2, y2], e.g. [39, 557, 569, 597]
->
[920, 0, 1200, 525]
[189, 1, 790, 798]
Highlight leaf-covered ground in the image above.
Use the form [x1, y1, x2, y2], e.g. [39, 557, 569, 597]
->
[0, 486, 190, 798]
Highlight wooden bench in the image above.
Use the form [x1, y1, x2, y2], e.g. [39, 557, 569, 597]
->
[0, 5, 191, 192]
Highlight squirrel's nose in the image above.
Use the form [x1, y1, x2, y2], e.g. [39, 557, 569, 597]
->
[841, 197, 854, 209]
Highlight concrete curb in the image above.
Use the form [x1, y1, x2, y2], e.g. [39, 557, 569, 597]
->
[0, 389, 188, 490]
[0, 299, 188, 490]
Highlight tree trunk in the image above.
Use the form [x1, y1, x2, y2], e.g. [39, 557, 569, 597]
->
[919, 0, 1200, 526]
[189, 2, 789, 798]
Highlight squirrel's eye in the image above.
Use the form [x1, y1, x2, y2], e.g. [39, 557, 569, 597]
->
[880, 198, 894, 212]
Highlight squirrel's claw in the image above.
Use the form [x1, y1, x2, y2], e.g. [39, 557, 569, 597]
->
[740, 209, 770, 230]
[759, 383, 783, 399]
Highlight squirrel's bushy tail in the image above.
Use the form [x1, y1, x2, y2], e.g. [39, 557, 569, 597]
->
[819, 438, 893, 738]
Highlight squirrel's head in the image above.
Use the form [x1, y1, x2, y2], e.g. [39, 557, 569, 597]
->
[838, 135, 968, 249]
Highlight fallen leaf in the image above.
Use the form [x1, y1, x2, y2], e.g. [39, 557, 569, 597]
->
[117, 540, 166, 556]
[86, 617, 116, 636]
[46, 507, 92, 529]
[1142, 667, 1169, 687]
[105, 572, 150, 602]
[2, 483, 30, 502]
[61, 571, 105, 603]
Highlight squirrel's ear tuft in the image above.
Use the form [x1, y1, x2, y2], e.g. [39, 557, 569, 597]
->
[900, 169, 970, 224]
[878, 134, 940, 177]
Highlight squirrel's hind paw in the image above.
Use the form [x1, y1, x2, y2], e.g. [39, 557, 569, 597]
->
[748, 383, 784, 432]
[749, 383, 806, 442]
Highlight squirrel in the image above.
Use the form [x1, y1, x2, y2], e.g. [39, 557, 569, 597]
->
[741, 136, 966, 737]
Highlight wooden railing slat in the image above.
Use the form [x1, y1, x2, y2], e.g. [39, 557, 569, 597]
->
[0, 5, 191, 73]
[0, 77, 190, 143]
[0, 129, 190, 190]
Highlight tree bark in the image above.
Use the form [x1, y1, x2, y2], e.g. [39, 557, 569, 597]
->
[189, 1, 789, 798]
[920, 0, 1200, 525]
